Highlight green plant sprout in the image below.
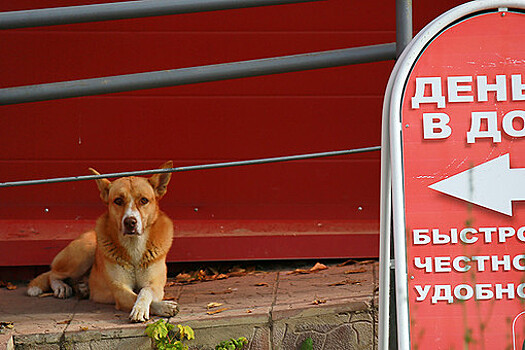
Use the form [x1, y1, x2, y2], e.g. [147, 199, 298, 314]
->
[215, 337, 248, 350]
[145, 320, 194, 350]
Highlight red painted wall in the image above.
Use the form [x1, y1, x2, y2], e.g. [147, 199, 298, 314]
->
[0, 0, 467, 265]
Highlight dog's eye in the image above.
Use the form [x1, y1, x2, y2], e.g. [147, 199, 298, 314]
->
[140, 197, 149, 205]
[113, 198, 124, 206]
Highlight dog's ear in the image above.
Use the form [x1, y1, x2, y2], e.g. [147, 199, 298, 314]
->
[149, 161, 173, 199]
[88, 168, 111, 203]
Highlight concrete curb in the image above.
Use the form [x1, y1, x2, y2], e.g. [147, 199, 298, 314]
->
[1, 262, 378, 349]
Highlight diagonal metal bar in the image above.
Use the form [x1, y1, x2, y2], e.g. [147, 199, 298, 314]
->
[0, 43, 396, 105]
[0, 0, 324, 30]
[0, 146, 381, 188]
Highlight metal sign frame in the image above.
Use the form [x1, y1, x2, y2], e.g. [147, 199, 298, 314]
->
[379, 1, 525, 349]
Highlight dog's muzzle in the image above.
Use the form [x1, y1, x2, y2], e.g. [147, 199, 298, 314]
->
[123, 216, 139, 235]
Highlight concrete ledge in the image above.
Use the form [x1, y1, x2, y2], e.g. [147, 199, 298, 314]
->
[1, 261, 378, 350]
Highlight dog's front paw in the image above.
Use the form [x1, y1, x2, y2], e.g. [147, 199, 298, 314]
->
[129, 301, 150, 322]
[27, 286, 43, 297]
[50, 279, 72, 299]
[150, 300, 179, 317]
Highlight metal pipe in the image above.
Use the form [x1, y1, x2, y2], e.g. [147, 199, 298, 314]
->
[0, 0, 323, 30]
[0, 146, 381, 188]
[0, 43, 396, 105]
[395, 0, 412, 58]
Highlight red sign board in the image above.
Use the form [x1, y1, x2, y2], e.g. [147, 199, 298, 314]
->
[400, 10, 525, 349]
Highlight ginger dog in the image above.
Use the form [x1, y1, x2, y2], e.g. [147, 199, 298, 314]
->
[27, 162, 178, 322]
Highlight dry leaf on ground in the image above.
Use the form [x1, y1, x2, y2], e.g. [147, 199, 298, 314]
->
[206, 307, 229, 315]
[337, 259, 358, 267]
[287, 268, 310, 275]
[329, 279, 361, 286]
[312, 299, 326, 305]
[0, 322, 14, 330]
[255, 282, 269, 287]
[207, 302, 223, 309]
[210, 288, 234, 295]
[309, 262, 328, 272]
[344, 267, 367, 274]
[214, 274, 228, 280]
[288, 262, 328, 275]
[38, 293, 54, 298]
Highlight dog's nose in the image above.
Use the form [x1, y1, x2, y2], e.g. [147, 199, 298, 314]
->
[124, 217, 137, 231]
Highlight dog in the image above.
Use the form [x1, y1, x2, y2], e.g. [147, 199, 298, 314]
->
[27, 161, 179, 322]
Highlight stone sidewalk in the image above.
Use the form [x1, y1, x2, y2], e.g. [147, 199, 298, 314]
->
[0, 260, 378, 350]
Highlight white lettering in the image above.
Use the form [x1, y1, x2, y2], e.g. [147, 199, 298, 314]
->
[518, 283, 525, 298]
[471, 256, 490, 272]
[511, 75, 525, 101]
[518, 227, 525, 242]
[502, 110, 525, 137]
[413, 229, 431, 245]
[478, 227, 496, 243]
[415, 285, 431, 302]
[452, 256, 471, 272]
[423, 113, 452, 139]
[454, 284, 474, 301]
[434, 256, 451, 273]
[498, 227, 515, 243]
[414, 257, 433, 272]
[477, 75, 507, 102]
[495, 284, 515, 300]
[491, 255, 511, 271]
[448, 76, 474, 103]
[412, 77, 446, 109]
[432, 228, 451, 244]
[432, 285, 453, 304]
[475, 284, 494, 300]
[513, 255, 525, 271]
[467, 111, 501, 143]
[460, 228, 478, 244]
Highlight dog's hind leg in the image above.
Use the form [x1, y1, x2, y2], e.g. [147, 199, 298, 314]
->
[27, 231, 96, 298]
[27, 271, 51, 296]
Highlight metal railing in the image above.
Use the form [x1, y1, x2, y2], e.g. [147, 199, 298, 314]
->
[1, 1, 412, 348]
[0, 0, 409, 187]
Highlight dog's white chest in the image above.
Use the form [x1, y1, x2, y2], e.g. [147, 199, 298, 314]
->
[121, 234, 147, 265]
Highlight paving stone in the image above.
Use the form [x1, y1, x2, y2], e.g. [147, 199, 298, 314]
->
[1, 262, 378, 349]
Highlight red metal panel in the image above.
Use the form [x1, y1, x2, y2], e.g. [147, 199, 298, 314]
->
[0, 0, 468, 266]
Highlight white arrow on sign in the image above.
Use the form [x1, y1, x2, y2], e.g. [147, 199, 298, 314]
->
[428, 153, 525, 216]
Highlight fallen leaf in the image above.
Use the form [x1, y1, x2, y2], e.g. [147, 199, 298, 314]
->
[0, 322, 14, 330]
[228, 266, 246, 277]
[287, 268, 310, 275]
[207, 302, 223, 309]
[38, 293, 54, 298]
[329, 279, 361, 286]
[214, 274, 228, 280]
[337, 259, 358, 267]
[175, 273, 194, 283]
[255, 283, 269, 287]
[344, 267, 366, 274]
[197, 270, 207, 281]
[309, 262, 328, 272]
[5, 283, 17, 290]
[206, 307, 229, 315]
[246, 309, 253, 313]
[210, 288, 234, 295]
[79, 326, 89, 331]
[56, 320, 70, 325]
[312, 299, 326, 305]
[358, 259, 376, 265]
